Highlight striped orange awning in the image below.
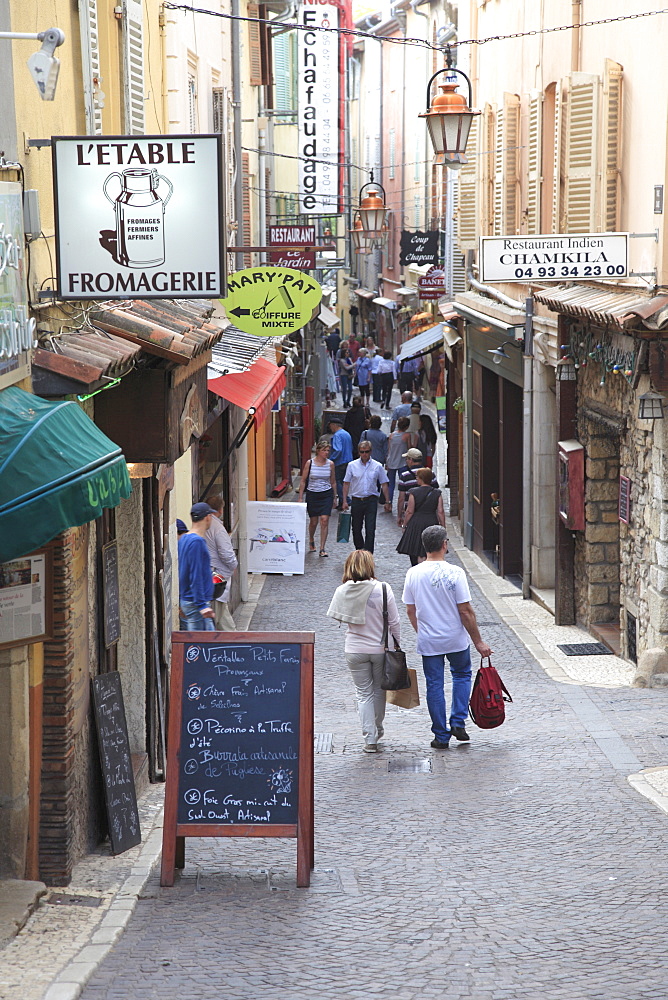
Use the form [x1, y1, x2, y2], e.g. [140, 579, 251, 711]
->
[208, 356, 286, 427]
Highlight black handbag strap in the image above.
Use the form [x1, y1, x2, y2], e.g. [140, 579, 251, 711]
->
[381, 583, 400, 651]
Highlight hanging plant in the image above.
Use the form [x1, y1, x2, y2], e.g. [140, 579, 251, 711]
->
[453, 397, 465, 413]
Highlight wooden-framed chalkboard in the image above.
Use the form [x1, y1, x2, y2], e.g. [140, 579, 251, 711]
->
[101, 540, 121, 647]
[92, 671, 141, 855]
[161, 631, 315, 888]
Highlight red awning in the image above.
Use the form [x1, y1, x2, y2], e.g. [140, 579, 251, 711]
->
[208, 356, 286, 427]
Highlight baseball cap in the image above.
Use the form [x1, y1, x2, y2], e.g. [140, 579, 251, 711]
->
[176, 518, 188, 534]
[402, 447, 423, 460]
[191, 502, 216, 521]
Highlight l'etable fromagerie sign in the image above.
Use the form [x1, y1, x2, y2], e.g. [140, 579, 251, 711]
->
[52, 135, 224, 300]
[480, 234, 629, 283]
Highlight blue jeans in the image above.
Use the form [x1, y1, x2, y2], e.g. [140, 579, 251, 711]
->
[386, 465, 406, 503]
[340, 374, 353, 406]
[421, 648, 473, 742]
[181, 601, 215, 631]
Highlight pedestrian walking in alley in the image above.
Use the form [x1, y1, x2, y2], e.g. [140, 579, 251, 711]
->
[178, 502, 217, 631]
[354, 347, 372, 402]
[396, 448, 439, 525]
[298, 438, 336, 557]
[360, 414, 388, 464]
[370, 346, 382, 402]
[385, 416, 415, 504]
[344, 395, 370, 457]
[402, 525, 492, 748]
[417, 412, 437, 467]
[346, 333, 361, 362]
[396, 469, 445, 566]
[342, 441, 391, 552]
[327, 549, 401, 752]
[390, 390, 415, 430]
[328, 416, 353, 509]
[337, 348, 354, 407]
[376, 350, 396, 408]
[204, 495, 238, 631]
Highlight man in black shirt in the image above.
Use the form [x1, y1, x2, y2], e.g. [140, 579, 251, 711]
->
[324, 331, 341, 357]
[396, 448, 439, 525]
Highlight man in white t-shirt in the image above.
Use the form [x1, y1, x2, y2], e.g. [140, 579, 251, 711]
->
[402, 524, 492, 749]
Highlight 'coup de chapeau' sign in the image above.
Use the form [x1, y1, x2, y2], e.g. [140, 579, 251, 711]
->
[52, 135, 224, 300]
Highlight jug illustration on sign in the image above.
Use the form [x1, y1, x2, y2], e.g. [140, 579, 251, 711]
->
[103, 168, 173, 268]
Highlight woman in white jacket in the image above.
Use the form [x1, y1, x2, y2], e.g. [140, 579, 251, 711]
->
[327, 550, 400, 753]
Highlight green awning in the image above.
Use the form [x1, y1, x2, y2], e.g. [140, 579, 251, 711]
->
[0, 386, 132, 561]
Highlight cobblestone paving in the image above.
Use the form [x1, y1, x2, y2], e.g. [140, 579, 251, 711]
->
[81, 509, 668, 1000]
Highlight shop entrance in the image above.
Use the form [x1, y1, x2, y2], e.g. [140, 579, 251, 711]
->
[471, 361, 523, 578]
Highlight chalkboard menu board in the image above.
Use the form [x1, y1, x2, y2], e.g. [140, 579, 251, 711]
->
[102, 541, 121, 647]
[162, 631, 314, 888]
[92, 672, 141, 855]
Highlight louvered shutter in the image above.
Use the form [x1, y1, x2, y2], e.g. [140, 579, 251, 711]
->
[449, 175, 467, 293]
[273, 31, 291, 110]
[601, 60, 622, 232]
[551, 83, 563, 232]
[248, 3, 263, 86]
[525, 91, 542, 234]
[493, 94, 520, 236]
[212, 87, 225, 134]
[122, 0, 144, 134]
[563, 72, 599, 233]
[457, 114, 478, 251]
[242, 152, 252, 267]
[78, 0, 103, 134]
[481, 104, 495, 236]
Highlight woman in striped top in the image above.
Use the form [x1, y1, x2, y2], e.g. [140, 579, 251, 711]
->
[298, 439, 337, 557]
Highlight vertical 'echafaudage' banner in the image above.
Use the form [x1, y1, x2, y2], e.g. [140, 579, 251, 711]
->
[297, 0, 340, 214]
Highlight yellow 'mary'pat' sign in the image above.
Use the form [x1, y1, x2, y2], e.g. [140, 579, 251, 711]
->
[220, 266, 322, 337]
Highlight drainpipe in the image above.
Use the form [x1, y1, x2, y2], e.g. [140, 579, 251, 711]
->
[258, 122, 267, 263]
[522, 295, 534, 600]
[410, 0, 430, 229]
[467, 270, 526, 311]
[571, 0, 582, 73]
[231, 0, 244, 272]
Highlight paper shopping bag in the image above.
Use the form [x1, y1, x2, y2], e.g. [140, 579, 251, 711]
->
[385, 667, 420, 709]
[336, 510, 351, 543]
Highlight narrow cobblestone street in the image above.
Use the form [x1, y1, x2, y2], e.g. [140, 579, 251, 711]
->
[78, 509, 668, 1000]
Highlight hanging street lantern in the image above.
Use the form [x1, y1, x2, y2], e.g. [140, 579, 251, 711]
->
[348, 212, 373, 255]
[358, 173, 388, 234]
[419, 59, 481, 167]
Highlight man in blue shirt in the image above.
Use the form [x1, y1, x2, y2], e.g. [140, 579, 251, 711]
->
[328, 416, 353, 509]
[390, 390, 415, 432]
[341, 441, 391, 552]
[178, 502, 217, 631]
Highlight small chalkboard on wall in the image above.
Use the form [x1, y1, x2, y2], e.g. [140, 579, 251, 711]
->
[92, 671, 141, 855]
[161, 631, 315, 888]
[102, 540, 121, 647]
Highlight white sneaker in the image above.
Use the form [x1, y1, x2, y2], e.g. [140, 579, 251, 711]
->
[363, 744, 378, 753]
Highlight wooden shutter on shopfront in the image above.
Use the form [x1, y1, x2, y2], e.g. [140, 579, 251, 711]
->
[525, 91, 542, 235]
[493, 94, 520, 237]
[78, 0, 103, 134]
[562, 73, 599, 233]
[122, 0, 145, 134]
[601, 60, 623, 232]
[457, 114, 478, 251]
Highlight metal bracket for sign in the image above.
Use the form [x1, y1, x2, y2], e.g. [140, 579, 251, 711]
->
[26, 138, 52, 149]
[629, 230, 659, 242]
[629, 271, 658, 281]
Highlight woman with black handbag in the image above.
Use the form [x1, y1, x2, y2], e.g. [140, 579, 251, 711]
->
[326, 550, 401, 753]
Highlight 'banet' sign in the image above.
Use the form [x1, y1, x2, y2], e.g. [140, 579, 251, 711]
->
[480, 233, 629, 283]
[52, 135, 224, 300]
